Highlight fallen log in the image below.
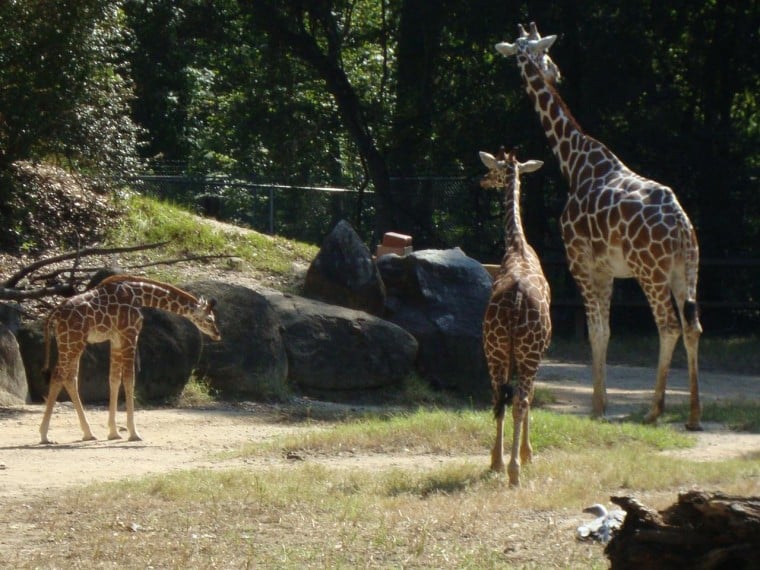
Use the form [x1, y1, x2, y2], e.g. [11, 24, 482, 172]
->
[605, 490, 760, 569]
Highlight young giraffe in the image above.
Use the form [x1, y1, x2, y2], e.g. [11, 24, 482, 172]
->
[39, 275, 221, 444]
[480, 147, 552, 487]
[495, 23, 702, 429]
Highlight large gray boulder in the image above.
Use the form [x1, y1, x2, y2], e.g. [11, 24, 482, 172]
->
[263, 290, 418, 393]
[19, 309, 203, 403]
[303, 219, 386, 316]
[17, 279, 421, 405]
[0, 322, 28, 405]
[183, 281, 290, 401]
[377, 248, 492, 398]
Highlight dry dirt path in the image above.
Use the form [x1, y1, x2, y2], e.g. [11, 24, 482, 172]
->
[0, 362, 758, 500]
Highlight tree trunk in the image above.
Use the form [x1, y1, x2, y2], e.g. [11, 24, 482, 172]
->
[245, 2, 395, 242]
[606, 490, 760, 570]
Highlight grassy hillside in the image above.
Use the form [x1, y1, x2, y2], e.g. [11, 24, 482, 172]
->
[105, 193, 319, 291]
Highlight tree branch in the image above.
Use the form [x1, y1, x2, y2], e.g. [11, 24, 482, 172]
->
[2, 241, 169, 288]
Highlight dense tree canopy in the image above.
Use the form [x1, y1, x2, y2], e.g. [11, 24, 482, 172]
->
[0, 0, 757, 260]
[0, 0, 141, 178]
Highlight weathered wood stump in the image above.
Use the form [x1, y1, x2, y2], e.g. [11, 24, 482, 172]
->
[605, 490, 760, 569]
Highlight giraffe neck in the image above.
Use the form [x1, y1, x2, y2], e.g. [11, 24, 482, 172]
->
[130, 282, 199, 318]
[501, 172, 527, 255]
[516, 54, 626, 191]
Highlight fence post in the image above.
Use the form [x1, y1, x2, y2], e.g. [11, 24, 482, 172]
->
[268, 186, 274, 234]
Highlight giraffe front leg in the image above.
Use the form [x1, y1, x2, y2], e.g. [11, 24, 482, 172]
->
[568, 265, 613, 419]
[644, 329, 679, 425]
[581, 275, 613, 419]
[63, 377, 96, 442]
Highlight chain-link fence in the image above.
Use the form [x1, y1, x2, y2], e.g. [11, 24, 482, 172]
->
[130, 174, 511, 260]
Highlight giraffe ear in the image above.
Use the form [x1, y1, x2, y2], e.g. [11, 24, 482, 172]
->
[519, 160, 544, 173]
[530, 35, 557, 52]
[479, 151, 498, 169]
[495, 42, 517, 56]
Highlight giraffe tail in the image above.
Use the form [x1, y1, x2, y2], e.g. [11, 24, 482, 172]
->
[493, 289, 524, 419]
[683, 300, 699, 329]
[41, 313, 54, 384]
[676, 212, 702, 332]
[493, 382, 515, 419]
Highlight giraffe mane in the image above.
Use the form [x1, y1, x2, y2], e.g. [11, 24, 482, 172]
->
[97, 274, 203, 305]
[522, 53, 584, 136]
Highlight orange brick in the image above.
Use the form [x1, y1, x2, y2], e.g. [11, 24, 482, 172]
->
[382, 232, 413, 248]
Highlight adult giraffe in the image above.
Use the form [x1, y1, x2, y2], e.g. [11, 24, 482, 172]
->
[495, 23, 702, 429]
[40, 275, 221, 444]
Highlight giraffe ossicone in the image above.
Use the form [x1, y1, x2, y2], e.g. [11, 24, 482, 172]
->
[480, 147, 552, 487]
[39, 275, 222, 444]
[495, 22, 702, 430]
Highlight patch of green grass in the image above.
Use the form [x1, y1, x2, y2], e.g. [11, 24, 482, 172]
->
[107, 193, 317, 282]
[174, 374, 218, 408]
[238, 407, 693, 460]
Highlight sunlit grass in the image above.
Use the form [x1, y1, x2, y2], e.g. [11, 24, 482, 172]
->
[106, 193, 317, 284]
[173, 373, 218, 408]
[233, 407, 693, 460]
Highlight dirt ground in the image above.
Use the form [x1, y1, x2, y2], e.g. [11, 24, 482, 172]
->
[1, 361, 758, 500]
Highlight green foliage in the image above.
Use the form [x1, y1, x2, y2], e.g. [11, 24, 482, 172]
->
[175, 373, 218, 408]
[108, 193, 318, 277]
[0, 1, 141, 179]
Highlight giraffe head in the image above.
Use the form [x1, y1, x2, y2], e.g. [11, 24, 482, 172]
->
[479, 146, 543, 190]
[495, 22, 561, 84]
[191, 297, 222, 341]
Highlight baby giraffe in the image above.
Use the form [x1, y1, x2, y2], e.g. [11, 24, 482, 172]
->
[40, 275, 221, 444]
[480, 147, 552, 487]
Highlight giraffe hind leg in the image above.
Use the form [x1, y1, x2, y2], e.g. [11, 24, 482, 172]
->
[682, 300, 702, 431]
[107, 359, 123, 440]
[40, 358, 96, 443]
[39, 374, 64, 444]
[507, 393, 529, 487]
[489, 361, 510, 473]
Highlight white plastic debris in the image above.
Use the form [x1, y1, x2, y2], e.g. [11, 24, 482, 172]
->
[576, 503, 626, 544]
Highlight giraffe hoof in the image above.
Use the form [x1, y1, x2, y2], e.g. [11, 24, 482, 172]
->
[108, 433, 122, 441]
[128, 434, 143, 442]
[643, 412, 660, 425]
[685, 422, 703, 432]
[82, 435, 97, 442]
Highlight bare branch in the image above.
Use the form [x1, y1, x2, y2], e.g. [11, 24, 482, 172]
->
[2, 242, 169, 288]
